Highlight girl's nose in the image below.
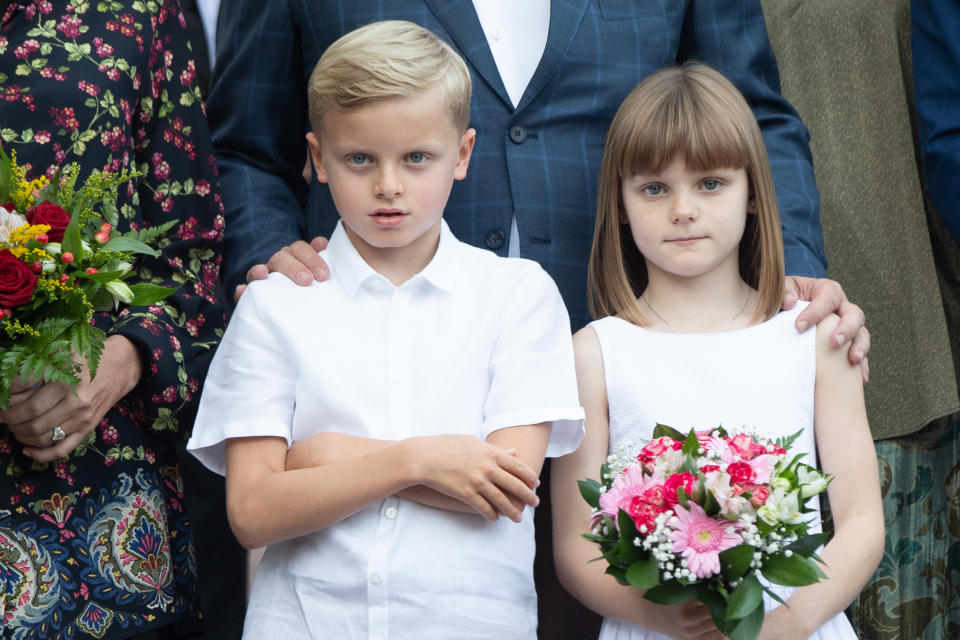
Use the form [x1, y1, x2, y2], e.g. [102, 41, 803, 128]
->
[670, 193, 697, 223]
[375, 167, 403, 199]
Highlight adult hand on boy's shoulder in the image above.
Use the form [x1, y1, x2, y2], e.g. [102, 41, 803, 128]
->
[234, 236, 330, 302]
[782, 275, 870, 383]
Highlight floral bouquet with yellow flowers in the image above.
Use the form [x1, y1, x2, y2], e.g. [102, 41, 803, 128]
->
[579, 424, 831, 640]
[0, 144, 177, 409]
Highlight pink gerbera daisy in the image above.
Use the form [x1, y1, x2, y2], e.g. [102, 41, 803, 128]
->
[669, 502, 744, 579]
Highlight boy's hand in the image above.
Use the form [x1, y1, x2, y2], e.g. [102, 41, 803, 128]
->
[235, 236, 330, 302]
[410, 434, 541, 523]
[782, 275, 870, 382]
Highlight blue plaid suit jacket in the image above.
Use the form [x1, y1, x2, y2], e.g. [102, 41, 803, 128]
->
[209, 0, 825, 330]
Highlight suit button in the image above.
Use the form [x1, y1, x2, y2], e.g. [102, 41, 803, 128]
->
[509, 125, 527, 144]
[485, 228, 506, 249]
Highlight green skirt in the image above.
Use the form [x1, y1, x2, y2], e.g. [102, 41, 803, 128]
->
[849, 412, 960, 639]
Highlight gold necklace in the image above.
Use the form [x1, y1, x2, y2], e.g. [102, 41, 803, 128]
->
[641, 289, 752, 334]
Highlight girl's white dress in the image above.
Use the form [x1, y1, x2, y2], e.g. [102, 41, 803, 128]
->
[589, 303, 857, 640]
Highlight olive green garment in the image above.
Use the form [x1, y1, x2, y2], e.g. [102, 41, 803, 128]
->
[761, 0, 960, 440]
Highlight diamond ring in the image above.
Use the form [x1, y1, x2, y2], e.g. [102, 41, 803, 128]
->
[51, 425, 66, 442]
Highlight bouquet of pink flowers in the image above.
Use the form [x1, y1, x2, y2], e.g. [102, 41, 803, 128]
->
[0, 144, 177, 409]
[579, 424, 831, 640]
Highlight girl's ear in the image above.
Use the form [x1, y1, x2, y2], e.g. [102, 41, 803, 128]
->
[618, 209, 628, 224]
[747, 196, 757, 214]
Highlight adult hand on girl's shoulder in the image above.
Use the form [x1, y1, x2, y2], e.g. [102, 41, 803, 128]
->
[782, 275, 870, 383]
[235, 236, 330, 302]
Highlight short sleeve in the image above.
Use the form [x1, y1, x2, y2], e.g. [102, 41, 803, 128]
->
[482, 264, 585, 457]
[187, 281, 298, 474]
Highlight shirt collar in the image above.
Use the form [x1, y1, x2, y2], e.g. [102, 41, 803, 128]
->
[326, 220, 460, 297]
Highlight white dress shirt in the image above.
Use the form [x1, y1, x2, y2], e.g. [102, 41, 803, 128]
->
[188, 220, 583, 639]
[472, 0, 550, 258]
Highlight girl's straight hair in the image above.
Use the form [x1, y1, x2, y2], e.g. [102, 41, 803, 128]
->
[588, 63, 785, 326]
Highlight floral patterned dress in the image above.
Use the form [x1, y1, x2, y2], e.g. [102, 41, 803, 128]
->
[0, 1, 227, 638]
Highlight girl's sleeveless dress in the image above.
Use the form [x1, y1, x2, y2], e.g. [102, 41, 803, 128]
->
[589, 303, 857, 640]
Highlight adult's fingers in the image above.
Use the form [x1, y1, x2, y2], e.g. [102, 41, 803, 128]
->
[265, 240, 329, 285]
[479, 482, 524, 522]
[492, 466, 540, 510]
[23, 429, 86, 463]
[0, 383, 69, 433]
[787, 276, 846, 333]
[310, 236, 329, 253]
[831, 299, 867, 350]
[851, 326, 871, 383]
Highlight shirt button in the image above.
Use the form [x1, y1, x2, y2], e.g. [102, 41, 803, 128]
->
[385, 507, 398, 519]
[369, 572, 382, 585]
[485, 228, 506, 250]
[509, 125, 527, 144]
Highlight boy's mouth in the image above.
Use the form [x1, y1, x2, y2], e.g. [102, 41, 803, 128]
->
[371, 209, 408, 226]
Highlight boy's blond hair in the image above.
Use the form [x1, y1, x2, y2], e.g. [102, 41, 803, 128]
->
[589, 63, 786, 326]
[308, 20, 472, 133]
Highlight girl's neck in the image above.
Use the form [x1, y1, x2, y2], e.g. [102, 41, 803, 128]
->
[640, 271, 758, 334]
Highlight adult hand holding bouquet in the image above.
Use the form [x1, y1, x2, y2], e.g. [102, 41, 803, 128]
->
[0, 145, 177, 459]
[578, 424, 831, 640]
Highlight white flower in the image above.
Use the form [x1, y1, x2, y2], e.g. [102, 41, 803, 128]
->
[797, 467, 829, 498]
[0, 206, 27, 244]
[105, 280, 134, 305]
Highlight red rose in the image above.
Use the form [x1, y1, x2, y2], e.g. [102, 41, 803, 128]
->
[0, 249, 39, 307]
[727, 461, 756, 485]
[26, 201, 71, 242]
[664, 472, 697, 506]
[628, 496, 662, 533]
[747, 485, 770, 507]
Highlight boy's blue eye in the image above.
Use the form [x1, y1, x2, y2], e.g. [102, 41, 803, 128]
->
[702, 179, 721, 191]
[408, 152, 426, 164]
[348, 154, 367, 166]
[642, 184, 664, 196]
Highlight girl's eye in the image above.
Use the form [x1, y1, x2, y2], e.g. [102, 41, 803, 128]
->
[642, 184, 664, 196]
[348, 154, 368, 166]
[701, 179, 721, 191]
[408, 152, 426, 164]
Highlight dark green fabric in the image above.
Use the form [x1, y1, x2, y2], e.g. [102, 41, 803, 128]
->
[849, 414, 960, 639]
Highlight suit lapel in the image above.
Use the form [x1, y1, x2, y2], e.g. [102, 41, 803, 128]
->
[516, 0, 590, 111]
[423, 0, 512, 108]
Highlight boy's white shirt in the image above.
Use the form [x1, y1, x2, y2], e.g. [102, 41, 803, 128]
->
[188, 220, 583, 639]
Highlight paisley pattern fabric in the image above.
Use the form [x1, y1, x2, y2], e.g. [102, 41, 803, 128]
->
[848, 413, 960, 639]
[0, 1, 226, 637]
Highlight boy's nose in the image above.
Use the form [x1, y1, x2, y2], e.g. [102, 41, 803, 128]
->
[375, 167, 403, 199]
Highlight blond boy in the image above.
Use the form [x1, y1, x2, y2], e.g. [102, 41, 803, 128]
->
[188, 21, 583, 639]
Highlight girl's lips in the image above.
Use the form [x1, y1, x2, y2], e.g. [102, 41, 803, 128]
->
[667, 236, 705, 246]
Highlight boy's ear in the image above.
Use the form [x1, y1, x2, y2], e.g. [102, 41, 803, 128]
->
[454, 128, 477, 181]
[305, 132, 328, 183]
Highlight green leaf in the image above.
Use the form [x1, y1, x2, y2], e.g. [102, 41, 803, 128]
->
[73, 270, 129, 283]
[682, 428, 700, 456]
[652, 423, 685, 441]
[720, 544, 755, 582]
[643, 580, 703, 605]
[761, 552, 823, 587]
[578, 478, 603, 509]
[702, 483, 721, 517]
[103, 235, 160, 256]
[726, 574, 762, 620]
[727, 597, 765, 640]
[128, 282, 178, 306]
[60, 203, 84, 258]
[616, 510, 641, 565]
[605, 564, 627, 585]
[786, 532, 829, 557]
[699, 590, 730, 632]
[625, 556, 659, 590]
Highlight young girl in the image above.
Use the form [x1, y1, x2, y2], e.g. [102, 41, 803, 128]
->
[551, 64, 883, 640]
